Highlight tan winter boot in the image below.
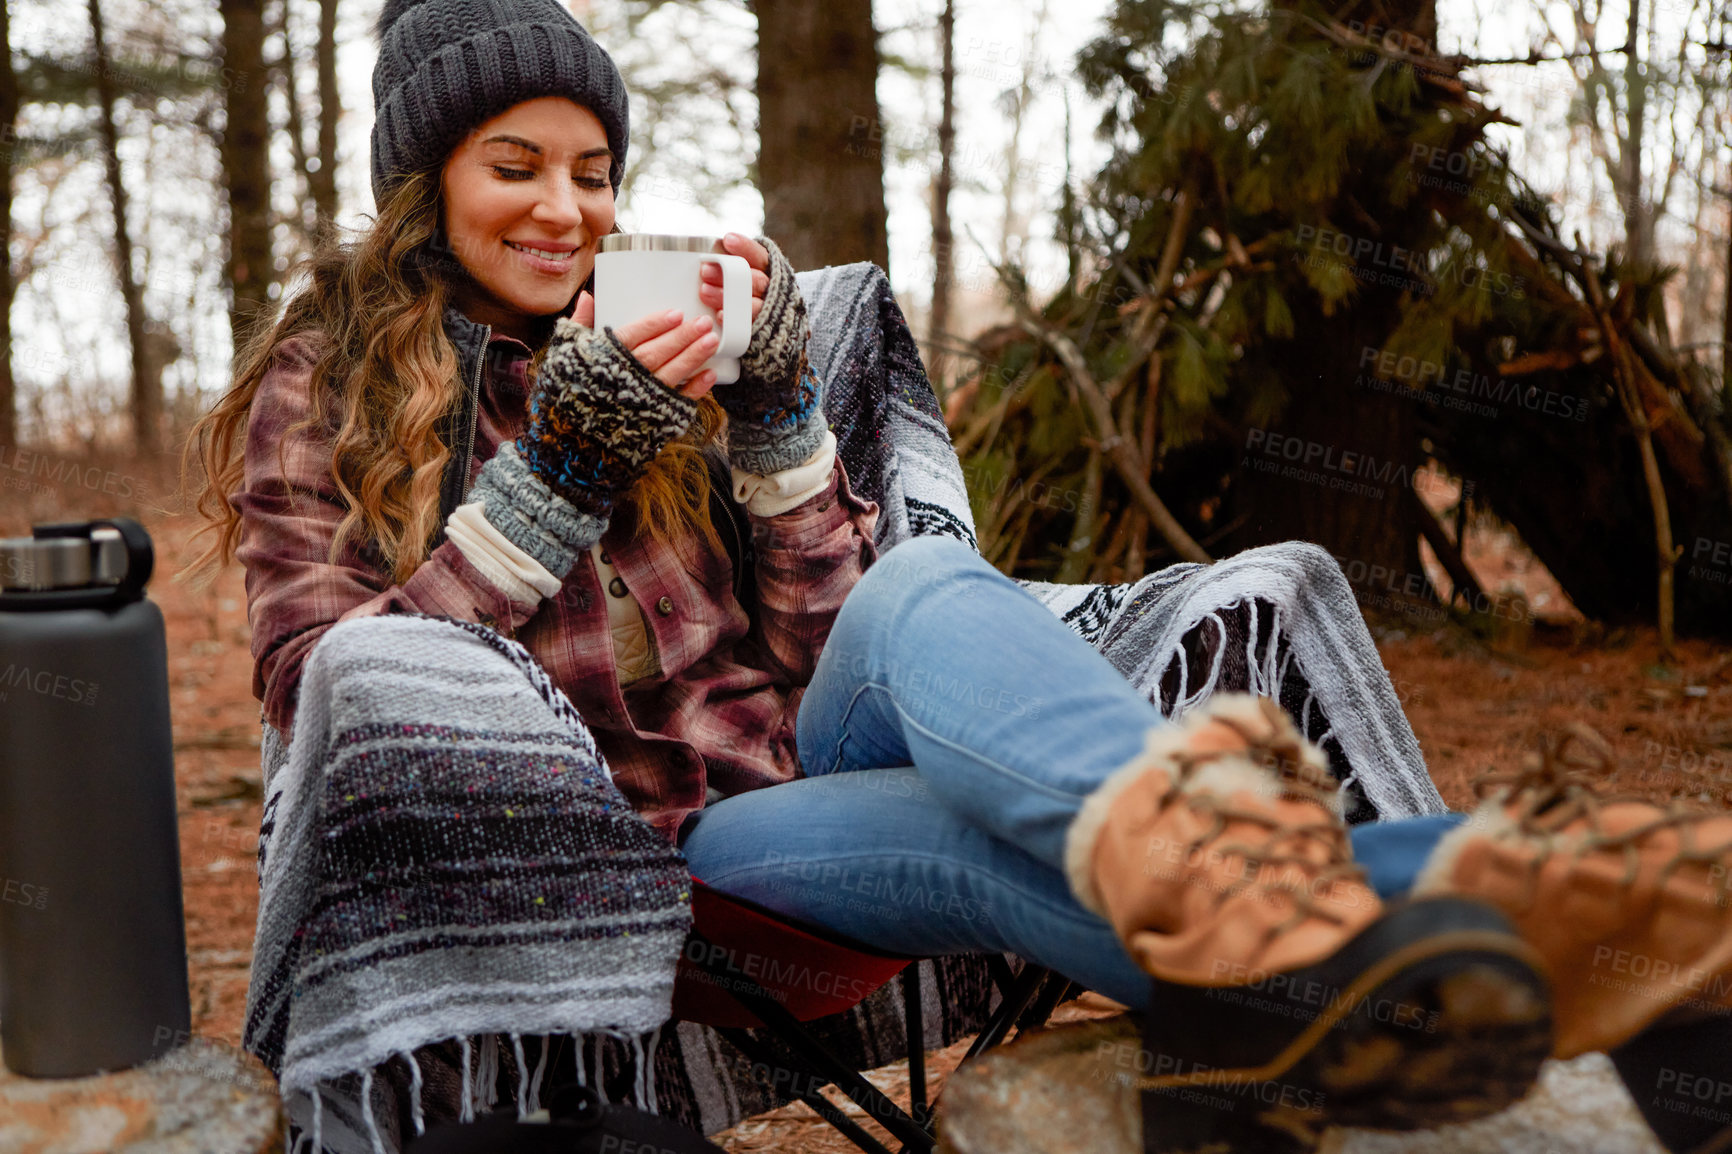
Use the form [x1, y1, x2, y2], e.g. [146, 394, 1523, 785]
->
[1065, 693, 1380, 982]
[1412, 722, 1732, 1061]
[1055, 693, 1553, 1152]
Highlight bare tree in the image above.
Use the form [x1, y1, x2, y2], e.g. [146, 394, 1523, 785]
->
[88, 0, 158, 455]
[264, 0, 340, 248]
[582, 1, 755, 229]
[220, 0, 273, 354]
[926, 0, 957, 375]
[755, 0, 888, 271]
[996, 0, 1050, 263]
[312, 0, 339, 233]
[272, 0, 313, 252]
[1547, 0, 1705, 271]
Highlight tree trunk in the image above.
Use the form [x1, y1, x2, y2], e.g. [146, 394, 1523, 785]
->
[0, 0, 16, 450]
[88, 0, 157, 456]
[219, 0, 274, 355]
[272, 0, 312, 248]
[1621, 0, 1652, 267]
[312, 0, 339, 234]
[755, 0, 887, 272]
[997, 0, 1049, 263]
[925, 0, 956, 381]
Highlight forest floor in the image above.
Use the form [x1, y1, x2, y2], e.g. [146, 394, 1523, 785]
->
[6, 467, 1728, 1152]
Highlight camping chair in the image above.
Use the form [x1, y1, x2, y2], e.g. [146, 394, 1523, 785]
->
[671, 879, 1079, 1154]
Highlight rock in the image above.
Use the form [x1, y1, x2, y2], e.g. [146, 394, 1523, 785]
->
[938, 1017, 1665, 1154]
[1325, 1052, 1665, 1154]
[937, 1017, 1140, 1154]
[0, 1036, 281, 1153]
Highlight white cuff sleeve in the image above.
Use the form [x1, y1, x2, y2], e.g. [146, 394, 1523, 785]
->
[730, 428, 837, 517]
[446, 501, 564, 604]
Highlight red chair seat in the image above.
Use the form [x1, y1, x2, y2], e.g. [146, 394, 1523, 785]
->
[672, 879, 912, 1028]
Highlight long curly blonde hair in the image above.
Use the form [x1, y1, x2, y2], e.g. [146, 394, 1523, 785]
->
[182, 168, 723, 589]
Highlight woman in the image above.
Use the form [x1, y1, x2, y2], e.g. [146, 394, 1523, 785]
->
[187, 1, 1732, 1151]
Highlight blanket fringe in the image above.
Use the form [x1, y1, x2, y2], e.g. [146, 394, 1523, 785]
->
[403, 1048, 426, 1137]
[478, 1032, 499, 1114]
[512, 1033, 529, 1117]
[632, 1033, 646, 1109]
[529, 1034, 550, 1112]
[286, 1027, 675, 1153]
[1163, 598, 1296, 718]
[360, 1067, 385, 1154]
[592, 1034, 607, 1103]
[458, 1035, 473, 1124]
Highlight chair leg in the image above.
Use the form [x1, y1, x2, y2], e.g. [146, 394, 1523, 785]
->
[961, 963, 1048, 1063]
[1012, 971, 1073, 1039]
[797, 1089, 901, 1154]
[903, 965, 929, 1130]
[984, 954, 1019, 1001]
[719, 1024, 933, 1154]
[924, 969, 1082, 1130]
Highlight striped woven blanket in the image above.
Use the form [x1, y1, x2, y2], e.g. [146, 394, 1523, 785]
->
[244, 615, 693, 1152]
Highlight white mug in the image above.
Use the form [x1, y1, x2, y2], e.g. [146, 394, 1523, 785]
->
[592, 235, 753, 384]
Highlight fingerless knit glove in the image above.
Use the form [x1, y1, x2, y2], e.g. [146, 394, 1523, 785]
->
[468, 318, 699, 578]
[719, 237, 829, 476]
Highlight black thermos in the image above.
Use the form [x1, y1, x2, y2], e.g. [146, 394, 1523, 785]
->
[0, 517, 190, 1076]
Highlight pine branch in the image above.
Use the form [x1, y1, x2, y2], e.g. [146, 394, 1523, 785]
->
[1009, 297, 1212, 565]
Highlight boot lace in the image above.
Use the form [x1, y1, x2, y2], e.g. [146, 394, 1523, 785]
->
[1160, 697, 1370, 934]
[1473, 723, 1732, 904]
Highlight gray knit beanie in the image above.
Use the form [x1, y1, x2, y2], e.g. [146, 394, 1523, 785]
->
[370, 0, 630, 204]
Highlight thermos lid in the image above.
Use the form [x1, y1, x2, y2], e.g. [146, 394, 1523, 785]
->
[0, 518, 153, 609]
[598, 234, 722, 253]
[0, 529, 129, 591]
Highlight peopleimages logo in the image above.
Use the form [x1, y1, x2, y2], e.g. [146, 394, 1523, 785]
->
[0, 445, 147, 499]
[1688, 537, 1731, 587]
[1294, 224, 1528, 300]
[1330, 554, 1533, 624]
[681, 937, 875, 1004]
[1094, 1039, 1328, 1113]
[1356, 347, 1590, 423]
[1242, 427, 1468, 505]
[2, 877, 47, 911]
[0, 664, 100, 707]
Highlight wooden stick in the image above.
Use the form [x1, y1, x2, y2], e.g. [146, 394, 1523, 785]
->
[1103, 188, 1196, 403]
[1407, 485, 1486, 609]
[1578, 237, 1679, 658]
[1015, 312, 1212, 564]
[1057, 450, 1104, 583]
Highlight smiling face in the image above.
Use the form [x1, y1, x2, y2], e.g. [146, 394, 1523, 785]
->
[439, 96, 617, 341]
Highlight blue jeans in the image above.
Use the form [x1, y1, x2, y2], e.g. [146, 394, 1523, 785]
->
[680, 536, 1464, 1008]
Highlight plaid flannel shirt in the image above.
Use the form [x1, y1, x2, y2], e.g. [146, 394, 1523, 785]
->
[235, 326, 880, 841]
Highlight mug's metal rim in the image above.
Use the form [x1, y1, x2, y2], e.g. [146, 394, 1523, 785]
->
[598, 234, 723, 254]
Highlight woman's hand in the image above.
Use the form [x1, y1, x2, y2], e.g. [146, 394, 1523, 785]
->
[568, 233, 769, 400]
[698, 233, 771, 326]
[707, 236, 827, 477]
[515, 314, 703, 520]
[570, 291, 720, 400]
